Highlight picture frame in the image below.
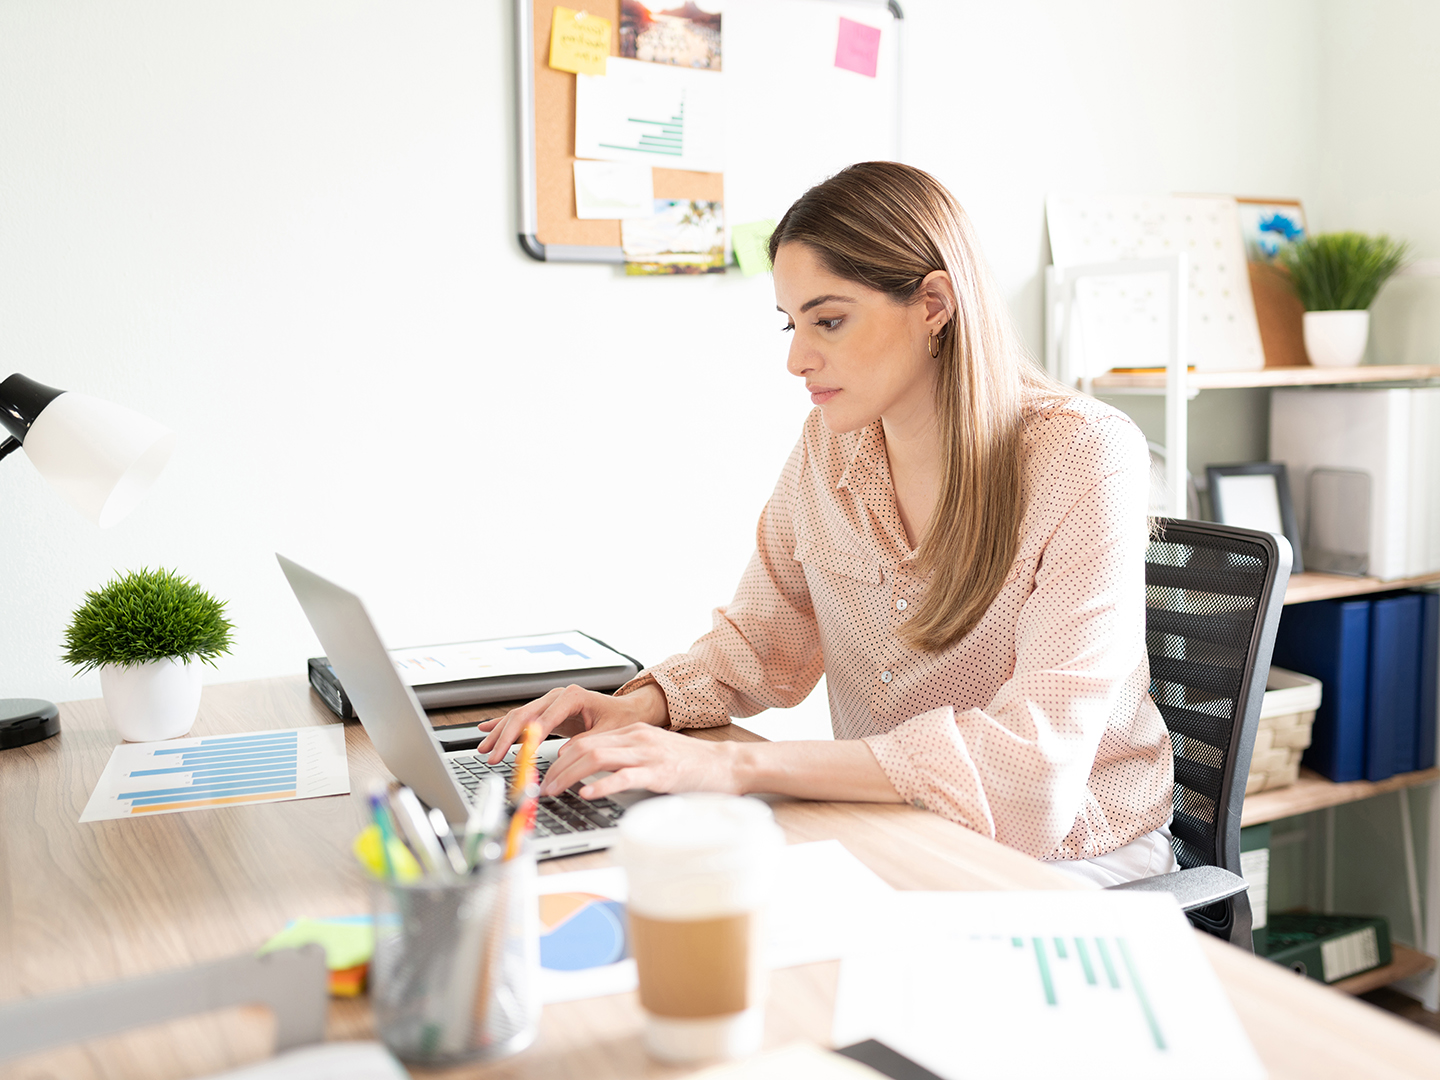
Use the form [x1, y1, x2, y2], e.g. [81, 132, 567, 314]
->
[1206, 462, 1304, 573]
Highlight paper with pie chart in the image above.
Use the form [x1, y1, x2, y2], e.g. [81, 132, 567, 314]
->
[537, 839, 894, 1004]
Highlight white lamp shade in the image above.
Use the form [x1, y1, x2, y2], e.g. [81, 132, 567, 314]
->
[22, 392, 175, 528]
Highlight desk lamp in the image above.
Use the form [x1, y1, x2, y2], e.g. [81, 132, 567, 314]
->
[1, 373, 175, 748]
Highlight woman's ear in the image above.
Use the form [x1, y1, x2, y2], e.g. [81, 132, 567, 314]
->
[919, 270, 956, 332]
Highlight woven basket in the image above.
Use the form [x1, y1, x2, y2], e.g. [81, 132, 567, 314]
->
[1245, 667, 1322, 795]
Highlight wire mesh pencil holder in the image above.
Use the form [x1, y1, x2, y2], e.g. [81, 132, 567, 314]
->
[370, 851, 540, 1066]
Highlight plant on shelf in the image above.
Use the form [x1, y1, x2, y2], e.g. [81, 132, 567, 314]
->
[63, 567, 233, 741]
[1277, 231, 1409, 368]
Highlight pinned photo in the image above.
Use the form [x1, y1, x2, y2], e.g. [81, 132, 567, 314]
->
[622, 199, 724, 275]
[620, 1, 722, 71]
[1236, 198, 1308, 262]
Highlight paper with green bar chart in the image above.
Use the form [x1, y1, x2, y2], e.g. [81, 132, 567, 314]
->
[575, 57, 724, 174]
[80, 726, 349, 822]
[833, 891, 1263, 1079]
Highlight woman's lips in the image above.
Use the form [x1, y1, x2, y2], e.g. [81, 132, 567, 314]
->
[809, 387, 839, 405]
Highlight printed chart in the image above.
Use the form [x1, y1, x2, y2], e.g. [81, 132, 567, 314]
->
[576, 57, 723, 174]
[389, 631, 632, 686]
[80, 726, 350, 823]
[834, 891, 1264, 1080]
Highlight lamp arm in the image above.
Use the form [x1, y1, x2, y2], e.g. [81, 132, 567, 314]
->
[0, 436, 20, 463]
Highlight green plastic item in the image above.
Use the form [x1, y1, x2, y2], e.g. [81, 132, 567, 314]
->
[1263, 913, 1391, 984]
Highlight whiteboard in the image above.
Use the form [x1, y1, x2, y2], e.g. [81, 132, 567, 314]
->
[516, 0, 903, 263]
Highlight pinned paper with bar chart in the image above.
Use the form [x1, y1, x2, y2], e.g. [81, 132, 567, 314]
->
[575, 56, 723, 174]
[833, 891, 1263, 1080]
[80, 726, 350, 823]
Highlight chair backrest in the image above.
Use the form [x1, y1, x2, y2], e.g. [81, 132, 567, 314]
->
[1145, 520, 1291, 883]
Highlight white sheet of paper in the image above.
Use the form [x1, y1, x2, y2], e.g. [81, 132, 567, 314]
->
[202, 1041, 408, 1080]
[1046, 194, 1265, 374]
[573, 160, 655, 219]
[833, 891, 1264, 1080]
[576, 56, 724, 174]
[80, 726, 350, 823]
[1215, 474, 1284, 534]
[537, 839, 894, 1004]
[389, 631, 632, 687]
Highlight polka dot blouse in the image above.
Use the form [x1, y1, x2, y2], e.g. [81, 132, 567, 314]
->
[619, 395, 1175, 862]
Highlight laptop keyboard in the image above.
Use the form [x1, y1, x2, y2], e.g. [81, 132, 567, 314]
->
[446, 752, 625, 838]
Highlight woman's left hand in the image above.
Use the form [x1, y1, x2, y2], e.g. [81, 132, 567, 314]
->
[539, 723, 741, 801]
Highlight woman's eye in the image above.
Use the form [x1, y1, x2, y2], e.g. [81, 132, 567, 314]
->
[781, 323, 795, 333]
[815, 318, 843, 330]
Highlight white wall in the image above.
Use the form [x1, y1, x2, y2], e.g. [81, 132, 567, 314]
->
[1316, 0, 1440, 366]
[0, 1, 1397, 741]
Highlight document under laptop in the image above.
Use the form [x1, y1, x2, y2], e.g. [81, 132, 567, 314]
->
[277, 554, 648, 860]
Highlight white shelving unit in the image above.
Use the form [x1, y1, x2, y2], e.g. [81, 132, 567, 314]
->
[1045, 267, 1440, 1007]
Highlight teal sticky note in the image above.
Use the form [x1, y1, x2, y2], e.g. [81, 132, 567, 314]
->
[731, 219, 777, 277]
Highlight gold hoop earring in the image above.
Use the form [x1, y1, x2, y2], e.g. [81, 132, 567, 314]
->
[928, 331, 941, 359]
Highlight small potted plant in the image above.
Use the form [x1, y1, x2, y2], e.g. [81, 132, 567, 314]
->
[63, 567, 234, 741]
[1278, 231, 1409, 367]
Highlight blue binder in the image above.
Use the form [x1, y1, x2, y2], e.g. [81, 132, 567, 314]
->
[1368, 593, 1422, 780]
[1418, 591, 1439, 772]
[1272, 599, 1371, 782]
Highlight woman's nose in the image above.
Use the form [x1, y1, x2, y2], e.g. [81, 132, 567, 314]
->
[786, 335, 813, 378]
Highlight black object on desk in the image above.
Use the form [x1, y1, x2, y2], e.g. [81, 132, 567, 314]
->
[307, 632, 642, 719]
[0, 699, 61, 749]
[836, 1040, 944, 1080]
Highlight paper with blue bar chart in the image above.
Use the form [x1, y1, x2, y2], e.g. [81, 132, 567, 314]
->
[81, 726, 349, 822]
[575, 56, 724, 174]
[833, 891, 1263, 1079]
[388, 631, 633, 686]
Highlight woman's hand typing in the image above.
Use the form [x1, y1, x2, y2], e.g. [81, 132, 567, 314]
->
[476, 680, 669, 763]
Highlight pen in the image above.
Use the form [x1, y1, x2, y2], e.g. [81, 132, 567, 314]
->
[464, 776, 506, 868]
[428, 806, 470, 877]
[508, 722, 542, 803]
[368, 784, 398, 879]
[391, 785, 451, 878]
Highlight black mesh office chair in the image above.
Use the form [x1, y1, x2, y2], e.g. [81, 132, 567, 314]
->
[1109, 519, 1292, 951]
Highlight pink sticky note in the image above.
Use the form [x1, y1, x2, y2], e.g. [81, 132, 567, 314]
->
[835, 17, 881, 78]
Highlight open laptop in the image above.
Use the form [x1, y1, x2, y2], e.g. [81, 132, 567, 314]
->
[277, 554, 647, 860]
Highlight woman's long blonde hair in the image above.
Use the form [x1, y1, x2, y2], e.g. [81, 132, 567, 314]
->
[769, 162, 1064, 652]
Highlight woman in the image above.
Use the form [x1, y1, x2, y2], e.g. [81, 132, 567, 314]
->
[480, 162, 1175, 885]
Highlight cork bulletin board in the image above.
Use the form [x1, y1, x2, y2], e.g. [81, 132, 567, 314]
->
[514, 0, 903, 264]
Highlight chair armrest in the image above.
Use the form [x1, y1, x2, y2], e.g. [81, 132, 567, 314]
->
[1105, 865, 1248, 912]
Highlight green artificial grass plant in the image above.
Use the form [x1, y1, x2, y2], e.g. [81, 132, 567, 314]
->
[1277, 231, 1409, 311]
[63, 567, 234, 673]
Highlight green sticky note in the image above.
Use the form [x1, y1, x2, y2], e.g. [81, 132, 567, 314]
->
[260, 917, 374, 970]
[731, 219, 777, 277]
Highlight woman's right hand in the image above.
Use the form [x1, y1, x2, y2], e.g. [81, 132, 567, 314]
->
[475, 680, 670, 764]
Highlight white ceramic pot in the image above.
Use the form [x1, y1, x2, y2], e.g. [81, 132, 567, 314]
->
[1303, 309, 1370, 368]
[100, 657, 203, 741]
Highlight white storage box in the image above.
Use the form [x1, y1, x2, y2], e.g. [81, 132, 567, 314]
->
[1245, 667, 1323, 795]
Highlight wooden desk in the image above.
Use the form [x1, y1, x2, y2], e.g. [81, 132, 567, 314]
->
[2, 678, 1438, 1079]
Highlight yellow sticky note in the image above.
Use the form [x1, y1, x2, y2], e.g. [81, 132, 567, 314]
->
[731, 219, 777, 277]
[550, 7, 611, 76]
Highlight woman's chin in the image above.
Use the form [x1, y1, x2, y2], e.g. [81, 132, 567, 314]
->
[816, 403, 873, 435]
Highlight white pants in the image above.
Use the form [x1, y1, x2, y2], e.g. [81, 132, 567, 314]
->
[1045, 825, 1178, 888]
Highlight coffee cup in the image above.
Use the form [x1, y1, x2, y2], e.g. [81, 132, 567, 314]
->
[616, 793, 784, 1063]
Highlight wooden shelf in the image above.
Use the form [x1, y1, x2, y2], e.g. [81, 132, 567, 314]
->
[1284, 570, 1440, 605]
[1243, 767, 1440, 827]
[1331, 943, 1437, 996]
[1092, 363, 1440, 392]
